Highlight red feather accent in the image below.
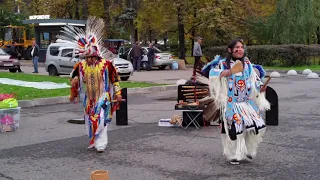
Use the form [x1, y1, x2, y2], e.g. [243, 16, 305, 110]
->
[91, 37, 96, 43]
[77, 38, 86, 47]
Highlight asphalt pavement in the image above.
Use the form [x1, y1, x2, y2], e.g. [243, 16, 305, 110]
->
[0, 73, 320, 180]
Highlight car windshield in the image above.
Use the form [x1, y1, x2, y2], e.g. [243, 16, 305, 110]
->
[124, 49, 130, 55]
[147, 47, 162, 53]
[0, 48, 8, 55]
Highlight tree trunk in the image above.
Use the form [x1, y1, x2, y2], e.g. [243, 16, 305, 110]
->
[317, 26, 320, 44]
[191, 30, 195, 57]
[134, 28, 138, 42]
[75, 0, 80, 20]
[126, 0, 135, 43]
[103, 0, 111, 38]
[149, 29, 152, 43]
[145, 32, 147, 43]
[67, 3, 73, 19]
[82, 0, 88, 19]
[177, 5, 186, 62]
[191, 7, 197, 57]
[134, 20, 138, 42]
[130, 19, 134, 43]
[163, 32, 168, 50]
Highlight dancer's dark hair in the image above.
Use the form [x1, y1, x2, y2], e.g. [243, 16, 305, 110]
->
[225, 38, 245, 69]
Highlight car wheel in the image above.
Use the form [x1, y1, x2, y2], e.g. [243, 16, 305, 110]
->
[9, 69, 17, 73]
[141, 62, 148, 70]
[120, 76, 130, 81]
[158, 65, 167, 70]
[48, 65, 59, 76]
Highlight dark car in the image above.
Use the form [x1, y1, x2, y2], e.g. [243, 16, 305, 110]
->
[0, 48, 20, 73]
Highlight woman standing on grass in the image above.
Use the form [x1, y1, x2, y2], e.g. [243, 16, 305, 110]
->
[56, 16, 122, 153]
[202, 38, 270, 165]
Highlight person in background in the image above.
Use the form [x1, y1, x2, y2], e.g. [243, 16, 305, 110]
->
[9, 41, 23, 73]
[131, 41, 144, 71]
[193, 37, 203, 75]
[147, 43, 155, 71]
[31, 41, 40, 73]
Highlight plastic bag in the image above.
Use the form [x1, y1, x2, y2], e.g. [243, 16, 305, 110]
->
[0, 93, 15, 101]
[0, 98, 18, 109]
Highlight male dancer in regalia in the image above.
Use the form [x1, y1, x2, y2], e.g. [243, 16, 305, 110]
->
[56, 16, 122, 153]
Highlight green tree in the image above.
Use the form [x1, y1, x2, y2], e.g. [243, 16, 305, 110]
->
[250, 0, 320, 45]
[313, 0, 320, 43]
[28, 0, 48, 15]
[272, 0, 317, 44]
[135, 0, 175, 43]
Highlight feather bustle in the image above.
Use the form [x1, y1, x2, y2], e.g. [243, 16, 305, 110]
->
[55, 16, 113, 59]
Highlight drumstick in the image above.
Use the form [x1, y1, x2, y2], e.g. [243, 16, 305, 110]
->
[111, 99, 126, 103]
[182, 86, 196, 88]
[182, 86, 208, 89]
[262, 77, 271, 88]
[183, 91, 209, 96]
[181, 89, 209, 92]
[186, 95, 207, 99]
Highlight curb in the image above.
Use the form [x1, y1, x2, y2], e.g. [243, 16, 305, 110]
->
[22, 62, 192, 69]
[185, 65, 320, 74]
[265, 69, 320, 74]
[18, 85, 177, 108]
[20, 61, 45, 67]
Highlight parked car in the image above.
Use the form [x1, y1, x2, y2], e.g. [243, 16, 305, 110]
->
[118, 46, 173, 70]
[110, 57, 134, 81]
[44, 43, 134, 81]
[0, 48, 20, 73]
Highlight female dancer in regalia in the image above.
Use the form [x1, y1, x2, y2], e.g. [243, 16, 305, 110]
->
[201, 39, 270, 164]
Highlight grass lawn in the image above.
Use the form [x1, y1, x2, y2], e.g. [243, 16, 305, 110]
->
[183, 56, 320, 71]
[0, 72, 166, 100]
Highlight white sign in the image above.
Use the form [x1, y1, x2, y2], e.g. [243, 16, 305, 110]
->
[29, 15, 50, 20]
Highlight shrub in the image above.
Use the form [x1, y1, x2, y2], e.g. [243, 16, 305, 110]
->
[203, 44, 320, 66]
[168, 43, 179, 56]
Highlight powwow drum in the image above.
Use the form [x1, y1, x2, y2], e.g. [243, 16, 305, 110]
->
[90, 170, 109, 180]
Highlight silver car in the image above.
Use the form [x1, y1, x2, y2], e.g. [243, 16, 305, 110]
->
[44, 43, 134, 81]
[0, 48, 20, 72]
[119, 46, 174, 70]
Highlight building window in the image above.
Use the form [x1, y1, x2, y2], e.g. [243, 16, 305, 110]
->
[40, 32, 50, 48]
[50, 32, 59, 43]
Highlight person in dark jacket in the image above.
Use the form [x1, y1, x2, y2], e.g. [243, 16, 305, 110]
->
[31, 41, 40, 73]
[9, 41, 23, 73]
[130, 41, 144, 71]
[147, 43, 155, 71]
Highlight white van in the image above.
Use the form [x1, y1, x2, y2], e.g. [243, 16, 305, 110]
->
[44, 43, 134, 81]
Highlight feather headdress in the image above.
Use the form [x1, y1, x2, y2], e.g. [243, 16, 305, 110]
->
[55, 16, 112, 59]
